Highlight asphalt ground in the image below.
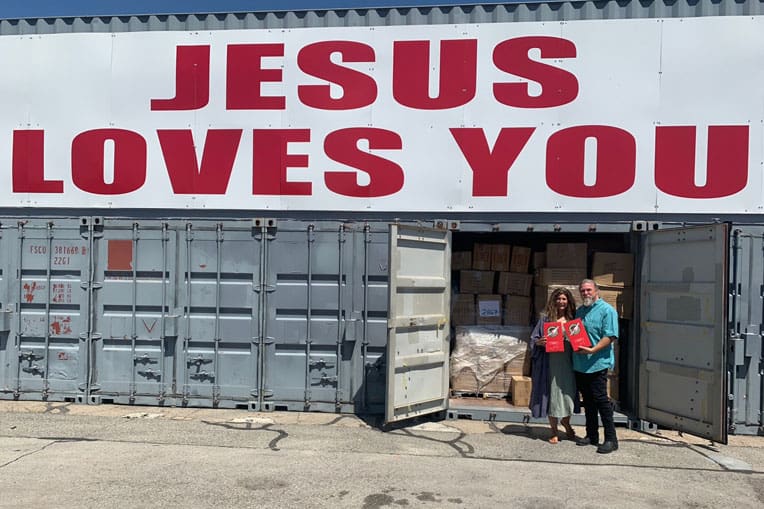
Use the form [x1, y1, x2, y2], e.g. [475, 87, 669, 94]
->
[0, 401, 762, 508]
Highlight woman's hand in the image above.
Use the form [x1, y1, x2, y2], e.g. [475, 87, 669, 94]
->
[576, 346, 594, 354]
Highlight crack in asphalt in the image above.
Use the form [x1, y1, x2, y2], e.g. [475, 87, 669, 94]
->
[200, 420, 288, 451]
[394, 428, 475, 458]
[0, 439, 58, 469]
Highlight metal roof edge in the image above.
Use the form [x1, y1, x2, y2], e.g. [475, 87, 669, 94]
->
[0, 2, 562, 22]
[0, 0, 572, 21]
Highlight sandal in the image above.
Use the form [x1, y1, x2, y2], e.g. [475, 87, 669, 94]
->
[548, 435, 559, 444]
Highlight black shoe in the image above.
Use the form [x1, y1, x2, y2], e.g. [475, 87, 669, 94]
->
[596, 441, 619, 454]
[576, 436, 599, 446]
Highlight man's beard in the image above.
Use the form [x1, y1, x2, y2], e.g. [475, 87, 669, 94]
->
[582, 296, 594, 306]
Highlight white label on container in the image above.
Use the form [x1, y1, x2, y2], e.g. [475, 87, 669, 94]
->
[478, 300, 501, 317]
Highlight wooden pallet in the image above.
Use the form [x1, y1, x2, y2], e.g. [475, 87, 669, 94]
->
[450, 390, 509, 400]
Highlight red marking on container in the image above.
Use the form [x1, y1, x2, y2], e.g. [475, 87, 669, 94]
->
[50, 316, 72, 336]
[143, 319, 157, 334]
[107, 239, 133, 271]
[22, 281, 38, 303]
[51, 283, 72, 303]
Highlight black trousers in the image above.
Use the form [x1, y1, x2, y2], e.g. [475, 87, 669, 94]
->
[575, 369, 616, 443]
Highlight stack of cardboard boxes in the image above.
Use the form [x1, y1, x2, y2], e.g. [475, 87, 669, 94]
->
[591, 252, 634, 319]
[591, 251, 633, 404]
[449, 325, 532, 397]
[533, 242, 587, 316]
[451, 244, 534, 400]
[453, 243, 534, 327]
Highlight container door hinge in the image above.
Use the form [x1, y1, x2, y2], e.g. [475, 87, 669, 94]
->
[21, 365, 44, 376]
[189, 371, 215, 381]
[138, 369, 161, 381]
[18, 351, 43, 362]
[312, 374, 338, 387]
[309, 359, 335, 370]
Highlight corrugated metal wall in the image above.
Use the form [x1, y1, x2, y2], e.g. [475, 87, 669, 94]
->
[0, 218, 391, 412]
[729, 227, 764, 436]
[2, 0, 764, 35]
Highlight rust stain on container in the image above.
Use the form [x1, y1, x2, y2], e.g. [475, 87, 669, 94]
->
[107, 240, 133, 271]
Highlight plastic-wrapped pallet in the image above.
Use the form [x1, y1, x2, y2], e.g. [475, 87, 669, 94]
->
[450, 325, 532, 395]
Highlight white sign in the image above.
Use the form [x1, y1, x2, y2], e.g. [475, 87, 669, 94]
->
[1, 16, 762, 213]
[478, 299, 501, 318]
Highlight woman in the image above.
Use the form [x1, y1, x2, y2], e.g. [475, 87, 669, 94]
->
[529, 287, 579, 443]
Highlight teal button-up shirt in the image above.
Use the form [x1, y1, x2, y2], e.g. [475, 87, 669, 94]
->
[572, 298, 619, 373]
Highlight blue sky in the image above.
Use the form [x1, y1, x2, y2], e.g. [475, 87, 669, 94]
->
[0, 1, 527, 20]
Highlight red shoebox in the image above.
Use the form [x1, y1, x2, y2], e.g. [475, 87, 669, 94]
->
[564, 318, 591, 351]
[544, 322, 565, 353]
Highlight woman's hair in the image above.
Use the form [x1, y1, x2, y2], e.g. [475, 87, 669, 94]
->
[543, 287, 577, 320]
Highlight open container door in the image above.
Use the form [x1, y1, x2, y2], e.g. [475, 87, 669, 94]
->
[639, 224, 728, 443]
[385, 224, 451, 424]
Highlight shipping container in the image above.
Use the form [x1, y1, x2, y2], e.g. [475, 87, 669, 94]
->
[0, 1, 762, 441]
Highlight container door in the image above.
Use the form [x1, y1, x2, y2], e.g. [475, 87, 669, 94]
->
[727, 227, 764, 435]
[639, 224, 728, 443]
[261, 222, 355, 413]
[0, 223, 12, 396]
[91, 221, 178, 405]
[6, 219, 92, 402]
[385, 224, 451, 424]
[178, 221, 262, 408]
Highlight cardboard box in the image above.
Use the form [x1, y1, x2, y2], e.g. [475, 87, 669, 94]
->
[476, 294, 502, 325]
[598, 285, 634, 318]
[491, 244, 511, 272]
[510, 375, 532, 407]
[534, 285, 583, 315]
[532, 251, 546, 269]
[546, 243, 587, 268]
[460, 270, 495, 294]
[451, 294, 475, 326]
[592, 252, 634, 287]
[451, 251, 473, 271]
[506, 343, 532, 377]
[503, 296, 532, 325]
[535, 267, 587, 286]
[472, 243, 493, 270]
[497, 272, 533, 296]
[451, 366, 512, 395]
[534, 286, 546, 315]
[509, 246, 531, 273]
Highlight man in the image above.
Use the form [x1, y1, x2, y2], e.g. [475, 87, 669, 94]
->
[573, 279, 619, 454]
